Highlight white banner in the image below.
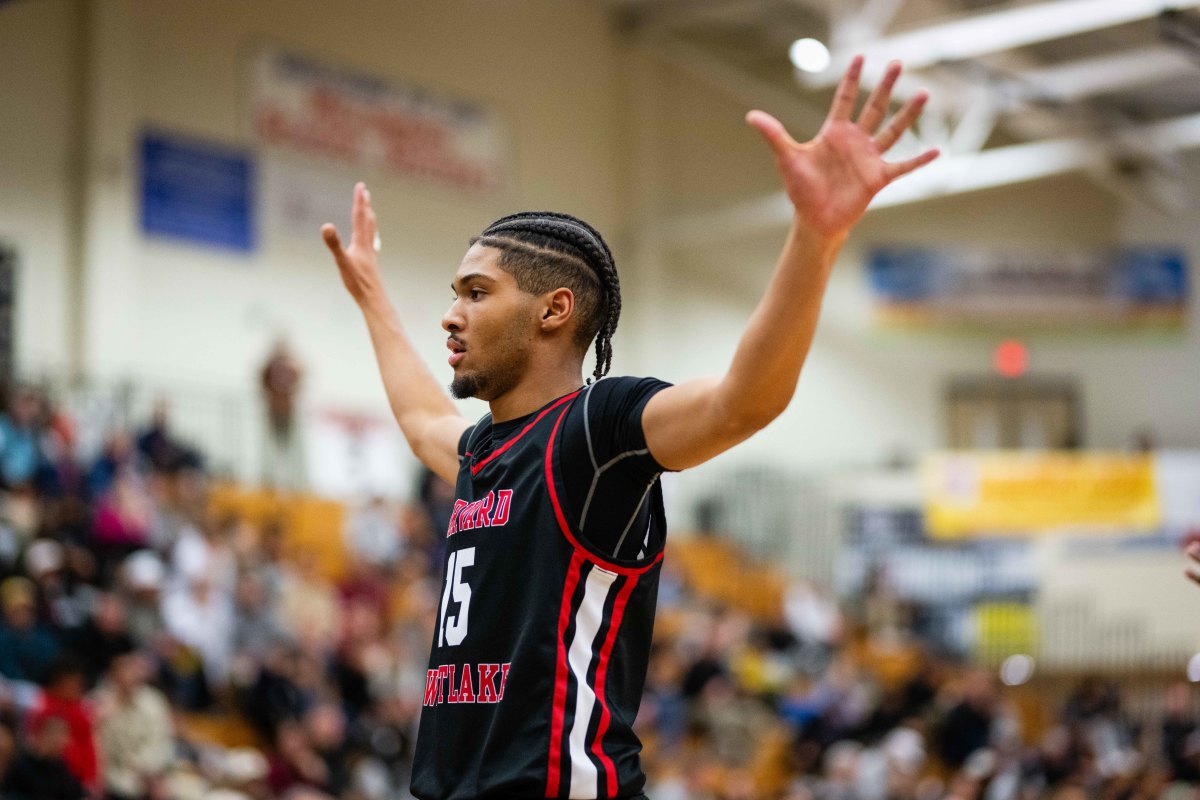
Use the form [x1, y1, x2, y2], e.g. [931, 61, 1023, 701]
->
[251, 49, 507, 195]
[307, 408, 412, 500]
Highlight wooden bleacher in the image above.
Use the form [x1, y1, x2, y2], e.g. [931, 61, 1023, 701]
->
[210, 483, 348, 580]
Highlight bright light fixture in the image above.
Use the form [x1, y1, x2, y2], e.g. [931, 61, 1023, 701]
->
[790, 38, 831, 73]
[1000, 654, 1035, 686]
[1188, 653, 1200, 683]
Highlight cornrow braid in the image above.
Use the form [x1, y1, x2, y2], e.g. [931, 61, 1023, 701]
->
[475, 212, 621, 382]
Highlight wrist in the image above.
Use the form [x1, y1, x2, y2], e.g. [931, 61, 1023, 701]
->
[789, 214, 848, 265]
[358, 291, 396, 320]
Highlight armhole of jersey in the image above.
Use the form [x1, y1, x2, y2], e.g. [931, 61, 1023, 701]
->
[544, 396, 664, 578]
[458, 411, 492, 461]
[456, 425, 474, 459]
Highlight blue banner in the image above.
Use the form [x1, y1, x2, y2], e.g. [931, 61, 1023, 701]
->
[141, 131, 255, 252]
[867, 246, 1188, 329]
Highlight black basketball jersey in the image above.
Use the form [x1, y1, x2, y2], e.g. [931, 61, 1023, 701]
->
[411, 382, 668, 800]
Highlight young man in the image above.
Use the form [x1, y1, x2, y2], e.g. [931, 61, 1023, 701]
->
[323, 57, 936, 800]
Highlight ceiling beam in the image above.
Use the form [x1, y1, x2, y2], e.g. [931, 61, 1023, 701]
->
[804, 0, 1200, 87]
[1013, 47, 1198, 105]
[653, 111, 1200, 248]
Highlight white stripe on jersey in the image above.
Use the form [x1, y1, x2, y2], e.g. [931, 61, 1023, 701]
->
[566, 564, 617, 799]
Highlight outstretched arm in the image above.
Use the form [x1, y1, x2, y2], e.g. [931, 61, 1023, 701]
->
[643, 57, 938, 470]
[322, 183, 468, 484]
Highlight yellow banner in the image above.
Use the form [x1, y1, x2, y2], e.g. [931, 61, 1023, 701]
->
[923, 452, 1160, 539]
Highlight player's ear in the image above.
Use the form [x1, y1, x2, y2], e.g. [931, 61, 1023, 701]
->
[539, 288, 575, 334]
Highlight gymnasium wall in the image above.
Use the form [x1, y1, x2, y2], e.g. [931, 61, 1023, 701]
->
[0, 0, 78, 372]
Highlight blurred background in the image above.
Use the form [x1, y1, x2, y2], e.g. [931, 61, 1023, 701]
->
[1, 0, 1199, 798]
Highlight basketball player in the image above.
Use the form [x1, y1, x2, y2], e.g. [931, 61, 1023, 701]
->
[322, 57, 936, 800]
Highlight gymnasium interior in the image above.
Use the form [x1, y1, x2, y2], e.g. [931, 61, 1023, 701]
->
[1, 0, 1199, 798]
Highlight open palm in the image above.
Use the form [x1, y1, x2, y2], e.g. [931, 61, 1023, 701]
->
[322, 182, 383, 306]
[747, 57, 938, 238]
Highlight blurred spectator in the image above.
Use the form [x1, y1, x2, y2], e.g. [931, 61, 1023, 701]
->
[73, 592, 136, 688]
[87, 431, 138, 501]
[162, 568, 233, 692]
[935, 669, 998, 770]
[277, 550, 340, 655]
[136, 399, 200, 474]
[92, 648, 174, 800]
[260, 338, 305, 492]
[303, 701, 352, 797]
[0, 714, 87, 800]
[117, 550, 167, 647]
[38, 408, 83, 498]
[26, 658, 98, 792]
[0, 387, 45, 489]
[92, 472, 155, 577]
[247, 646, 314, 742]
[266, 719, 328, 796]
[1163, 682, 1200, 782]
[26, 538, 92, 631]
[0, 576, 60, 683]
[232, 570, 285, 663]
[345, 497, 403, 568]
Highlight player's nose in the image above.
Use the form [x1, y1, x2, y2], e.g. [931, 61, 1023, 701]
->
[442, 299, 465, 333]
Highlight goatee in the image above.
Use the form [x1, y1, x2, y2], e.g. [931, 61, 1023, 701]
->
[450, 374, 483, 399]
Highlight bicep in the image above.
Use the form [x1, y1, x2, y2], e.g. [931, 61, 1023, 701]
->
[415, 414, 471, 485]
[642, 376, 759, 471]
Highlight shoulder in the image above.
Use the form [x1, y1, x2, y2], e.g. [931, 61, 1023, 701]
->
[559, 376, 671, 464]
[577, 375, 672, 414]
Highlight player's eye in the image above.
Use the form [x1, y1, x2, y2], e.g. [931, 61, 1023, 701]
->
[469, 289, 485, 301]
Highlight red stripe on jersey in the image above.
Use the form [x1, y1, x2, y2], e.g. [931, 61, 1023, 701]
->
[546, 550, 585, 798]
[471, 390, 581, 476]
[590, 573, 638, 796]
[544, 405, 664, 578]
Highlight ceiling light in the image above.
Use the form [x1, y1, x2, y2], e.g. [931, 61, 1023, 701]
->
[790, 38, 831, 74]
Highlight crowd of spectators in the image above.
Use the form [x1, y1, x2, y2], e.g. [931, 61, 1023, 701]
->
[638, 587, 1200, 800]
[0, 382, 1195, 800]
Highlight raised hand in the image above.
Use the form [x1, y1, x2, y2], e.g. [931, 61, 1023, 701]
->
[322, 182, 384, 306]
[746, 56, 939, 239]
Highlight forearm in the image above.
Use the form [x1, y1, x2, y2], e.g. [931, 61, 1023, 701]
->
[358, 294, 461, 457]
[718, 216, 846, 426]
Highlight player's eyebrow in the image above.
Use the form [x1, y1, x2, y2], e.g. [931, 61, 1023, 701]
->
[451, 273, 495, 290]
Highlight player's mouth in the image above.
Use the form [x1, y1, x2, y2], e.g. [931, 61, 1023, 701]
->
[447, 337, 467, 367]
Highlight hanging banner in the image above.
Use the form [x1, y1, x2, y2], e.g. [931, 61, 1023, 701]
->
[140, 131, 255, 252]
[250, 48, 507, 195]
[306, 407, 412, 500]
[868, 247, 1188, 330]
[923, 452, 1161, 538]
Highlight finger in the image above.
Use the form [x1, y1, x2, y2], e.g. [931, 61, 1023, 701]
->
[883, 148, 940, 182]
[826, 55, 864, 125]
[351, 182, 368, 247]
[875, 90, 929, 152]
[857, 61, 901, 134]
[745, 110, 797, 159]
[1187, 568, 1200, 587]
[1187, 542, 1200, 563]
[321, 224, 345, 258]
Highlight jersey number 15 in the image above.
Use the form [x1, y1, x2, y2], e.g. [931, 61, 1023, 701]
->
[438, 547, 474, 647]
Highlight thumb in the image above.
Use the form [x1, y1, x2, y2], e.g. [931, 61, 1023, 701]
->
[746, 110, 795, 157]
[321, 224, 344, 255]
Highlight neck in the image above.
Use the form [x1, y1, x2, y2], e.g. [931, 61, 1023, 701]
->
[488, 365, 584, 423]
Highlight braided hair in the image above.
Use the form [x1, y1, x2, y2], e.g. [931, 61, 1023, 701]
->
[470, 212, 621, 382]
